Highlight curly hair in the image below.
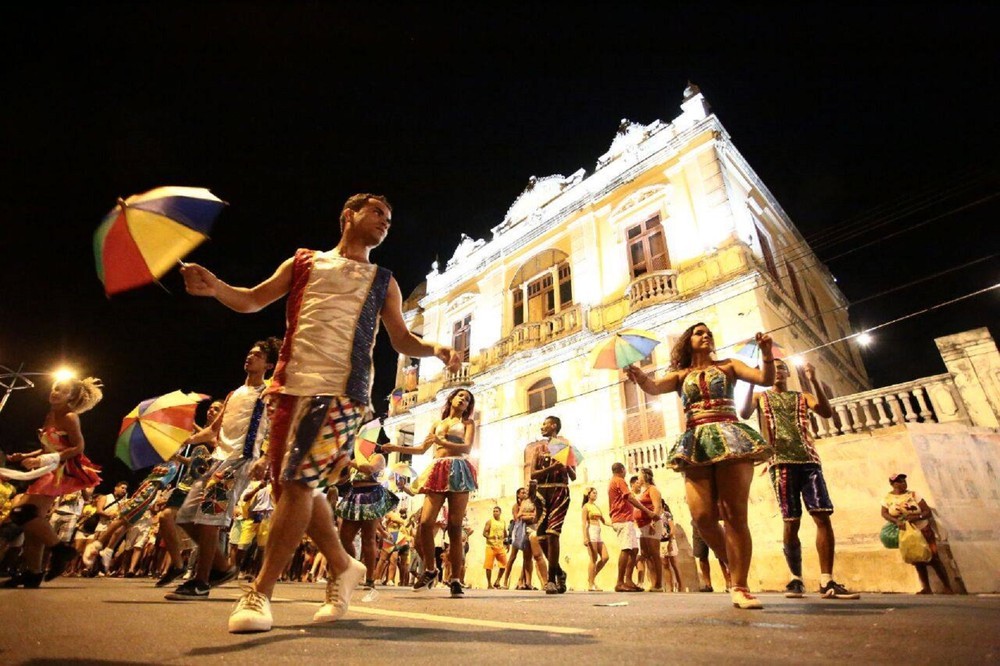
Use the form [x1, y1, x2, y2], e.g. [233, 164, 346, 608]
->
[62, 377, 104, 414]
[669, 322, 713, 370]
[255, 336, 282, 367]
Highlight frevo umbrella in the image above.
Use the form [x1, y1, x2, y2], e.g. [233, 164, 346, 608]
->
[94, 186, 226, 296]
[546, 436, 584, 467]
[733, 337, 786, 361]
[116, 390, 207, 470]
[354, 418, 390, 465]
[590, 328, 661, 370]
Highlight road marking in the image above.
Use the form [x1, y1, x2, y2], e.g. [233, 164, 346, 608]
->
[346, 606, 589, 635]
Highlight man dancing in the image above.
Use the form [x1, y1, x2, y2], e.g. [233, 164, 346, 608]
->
[165, 339, 279, 600]
[180, 193, 461, 633]
[740, 360, 859, 599]
[526, 415, 575, 594]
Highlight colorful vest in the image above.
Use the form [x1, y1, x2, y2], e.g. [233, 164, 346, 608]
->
[270, 249, 392, 406]
[760, 390, 821, 465]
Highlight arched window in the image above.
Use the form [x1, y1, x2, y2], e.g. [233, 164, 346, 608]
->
[510, 250, 572, 327]
[527, 378, 557, 413]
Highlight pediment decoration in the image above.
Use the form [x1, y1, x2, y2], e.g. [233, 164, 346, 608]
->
[446, 233, 487, 270]
[493, 170, 585, 235]
[596, 118, 665, 169]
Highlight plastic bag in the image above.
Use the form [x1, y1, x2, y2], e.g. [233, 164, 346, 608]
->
[879, 522, 899, 549]
[899, 522, 932, 563]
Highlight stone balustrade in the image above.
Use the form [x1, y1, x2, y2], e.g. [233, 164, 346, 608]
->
[627, 269, 679, 312]
[813, 373, 969, 438]
[624, 439, 673, 475]
[618, 373, 969, 468]
[442, 361, 474, 389]
[480, 305, 583, 370]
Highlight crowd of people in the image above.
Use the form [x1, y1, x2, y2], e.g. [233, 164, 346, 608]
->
[0, 192, 953, 638]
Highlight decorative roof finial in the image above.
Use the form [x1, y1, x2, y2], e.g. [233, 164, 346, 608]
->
[683, 81, 701, 101]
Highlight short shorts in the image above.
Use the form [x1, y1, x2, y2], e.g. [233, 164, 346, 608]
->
[612, 521, 639, 551]
[770, 463, 834, 521]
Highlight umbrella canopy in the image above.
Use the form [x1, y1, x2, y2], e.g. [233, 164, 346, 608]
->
[591, 329, 660, 370]
[115, 390, 207, 470]
[94, 186, 226, 296]
[733, 337, 786, 361]
[524, 437, 584, 468]
[547, 436, 584, 467]
[354, 418, 390, 465]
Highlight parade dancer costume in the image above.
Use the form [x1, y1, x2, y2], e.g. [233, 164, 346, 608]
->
[413, 421, 478, 494]
[669, 365, 770, 469]
[118, 462, 180, 525]
[176, 384, 269, 528]
[534, 446, 570, 537]
[760, 390, 833, 521]
[24, 426, 101, 496]
[336, 455, 399, 522]
[266, 249, 392, 493]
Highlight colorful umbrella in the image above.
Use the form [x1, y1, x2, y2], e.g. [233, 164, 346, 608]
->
[590, 328, 660, 370]
[547, 436, 584, 467]
[354, 418, 390, 465]
[733, 337, 786, 361]
[115, 390, 207, 470]
[94, 186, 226, 296]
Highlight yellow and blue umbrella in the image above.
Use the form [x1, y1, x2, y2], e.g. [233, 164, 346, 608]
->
[590, 329, 660, 370]
[93, 186, 226, 296]
[115, 390, 207, 470]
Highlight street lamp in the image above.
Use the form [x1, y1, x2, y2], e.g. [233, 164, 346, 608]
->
[0, 364, 77, 416]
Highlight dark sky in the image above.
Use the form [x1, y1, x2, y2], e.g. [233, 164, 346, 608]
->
[1, 3, 997, 487]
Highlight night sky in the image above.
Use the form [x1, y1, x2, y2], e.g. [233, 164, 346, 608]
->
[1, 4, 997, 487]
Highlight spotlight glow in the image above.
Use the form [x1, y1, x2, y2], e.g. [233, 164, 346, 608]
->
[52, 367, 77, 383]
[788, 355, 804, 367]
[856, 332, 873, 346]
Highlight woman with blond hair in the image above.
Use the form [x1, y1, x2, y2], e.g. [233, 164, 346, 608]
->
[627, 323, 773, 609]
[2, 376, 104, 587]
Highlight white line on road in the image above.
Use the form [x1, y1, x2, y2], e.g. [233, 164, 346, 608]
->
[273, 596, 588, 635]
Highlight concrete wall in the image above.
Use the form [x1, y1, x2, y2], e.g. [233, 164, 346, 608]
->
[460, 422, 999, 593]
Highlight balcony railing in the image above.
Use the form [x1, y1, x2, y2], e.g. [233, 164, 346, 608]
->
[627, 269, 680, 312]
[442, 362, 474, 390]
[619, 373, 969, 471]
[480, 305, 583, 370]
[813, 373, 969, 438]
[388, 389, 420, 416]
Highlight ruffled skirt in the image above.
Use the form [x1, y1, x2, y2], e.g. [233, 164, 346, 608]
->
[336, 484, 399, 522]
[27, 454, 102, 496]
[415, 457, 477, 494]
[668, 422, 770, 470]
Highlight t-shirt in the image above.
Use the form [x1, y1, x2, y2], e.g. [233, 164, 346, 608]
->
[608, 476, 634, 523]
[883, 490, 929, 530]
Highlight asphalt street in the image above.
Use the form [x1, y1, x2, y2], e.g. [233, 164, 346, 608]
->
[2, 578, 997, 664]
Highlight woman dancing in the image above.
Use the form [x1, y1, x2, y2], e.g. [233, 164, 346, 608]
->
[336, 452, 399, 589]
[626, 323, 773, 609]
[2, 376, 103, 587]
[384, 388, 477, 598]
[580, 487, 609, 591]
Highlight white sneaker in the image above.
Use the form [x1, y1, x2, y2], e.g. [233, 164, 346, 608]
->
[313, 558, 366, 623]
[228, 587, 273, 633]
[82, 541, 101, 567]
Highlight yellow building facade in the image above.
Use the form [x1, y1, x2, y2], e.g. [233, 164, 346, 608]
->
[383, 85, 875, 590]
